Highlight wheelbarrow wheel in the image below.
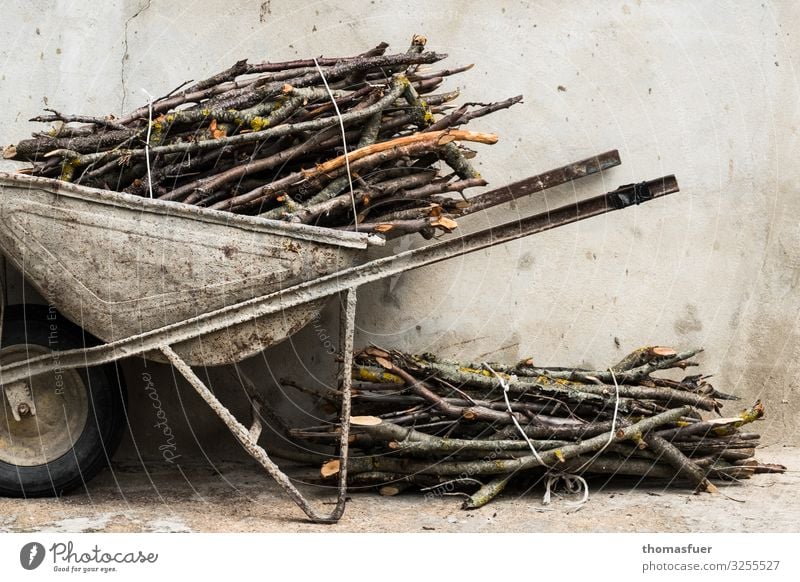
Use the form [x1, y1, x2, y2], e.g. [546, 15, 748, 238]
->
[0, 304, 127, 497]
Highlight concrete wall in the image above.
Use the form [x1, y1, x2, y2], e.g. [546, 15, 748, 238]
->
[1, 0, 798, 464]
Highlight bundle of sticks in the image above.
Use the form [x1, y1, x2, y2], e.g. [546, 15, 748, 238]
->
[3, 36, 537, 238]
[284, 346, 784, 508]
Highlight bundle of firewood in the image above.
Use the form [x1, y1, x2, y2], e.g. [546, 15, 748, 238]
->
[284, 346, 784, 508]
[3, 36, 533, 238]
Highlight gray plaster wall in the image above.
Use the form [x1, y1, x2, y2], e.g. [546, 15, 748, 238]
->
[0, 0, 798, 463]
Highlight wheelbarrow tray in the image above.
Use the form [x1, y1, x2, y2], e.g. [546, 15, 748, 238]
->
[0, 173, 382, 365]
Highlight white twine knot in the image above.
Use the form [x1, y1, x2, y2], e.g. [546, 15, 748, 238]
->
[483, 362, 623, 508]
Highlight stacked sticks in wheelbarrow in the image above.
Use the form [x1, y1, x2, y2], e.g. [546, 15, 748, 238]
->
[4, 36, 540, 238]
[284, 346, 785, 509]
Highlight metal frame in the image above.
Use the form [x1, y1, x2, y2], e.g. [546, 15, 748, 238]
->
[159, 286, 356, 522]
[0, 171, 679, 523]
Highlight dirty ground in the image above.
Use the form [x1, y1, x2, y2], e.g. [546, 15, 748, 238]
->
[0, 446, 795, 533]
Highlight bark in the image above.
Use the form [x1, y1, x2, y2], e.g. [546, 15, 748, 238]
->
[644, 434, 718, 493]
[462, 475, 512, 509]
[426, 95, 523, 132]
[514, 348, 703, 385]
[352, 418, 568, 453]
[385, 364, 530, 425]
[11, 128, 135, 160]
[323, 406, 691, 478]
[656, 401, 764, 440]
[307, 129, 498, 177]
[291, 171, 437, 224]
[58, 76, 410, 169]
[613, 346, 678, 371]
[402, 358, 718, 410]
[208, 51, 446, 111]
[171, 128, 345, 204]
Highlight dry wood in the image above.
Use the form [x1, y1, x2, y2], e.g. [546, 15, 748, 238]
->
[306, 129, 498, 177]
[613, 346, 678, 372]
[462, 475, 512, 509]
[351, 415, 383, 426]
[292, 346, 782, 509]
[644, 433, 718, 493]
[11, 40, 615, 239]
[378, 483, 410, 496]
[321, 406, 692, 478]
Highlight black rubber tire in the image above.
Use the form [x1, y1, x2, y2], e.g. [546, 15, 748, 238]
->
[0, 304, 127, 497]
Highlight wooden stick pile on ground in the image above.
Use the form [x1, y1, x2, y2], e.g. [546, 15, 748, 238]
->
[286, 346, 785, 508]
[4, 36, 528, 238]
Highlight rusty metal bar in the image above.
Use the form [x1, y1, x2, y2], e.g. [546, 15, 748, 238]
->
[0, 175, 678, 387]
[161, 345, 336, 521]
[328, 286, 357, 522]
[461, 149, 621, 215]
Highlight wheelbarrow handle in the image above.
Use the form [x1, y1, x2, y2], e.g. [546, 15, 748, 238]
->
[461, 149, 622, 215]
[372, 174, 679, 278]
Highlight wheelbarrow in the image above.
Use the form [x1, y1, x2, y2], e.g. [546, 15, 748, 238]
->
[0, 151, 679, 522]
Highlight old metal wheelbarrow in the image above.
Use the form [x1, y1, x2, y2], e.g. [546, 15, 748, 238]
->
[0, 151, 678, 522]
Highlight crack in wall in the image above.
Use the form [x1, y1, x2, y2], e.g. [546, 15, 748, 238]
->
[121, 0, 152, 112]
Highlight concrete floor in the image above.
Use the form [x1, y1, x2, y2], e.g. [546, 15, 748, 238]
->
[0, 446, 796, 533]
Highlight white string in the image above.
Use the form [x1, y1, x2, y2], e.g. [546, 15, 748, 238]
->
[544, 473, 589, 506]
[571, 367, 622, 474]
[313, 58, 358, 230]
[483, 362, 622, 508]
[597, 367, 622, 455]
[548, 367, 622, 507]
[483, 363, 565, 504]
[483, 363, 545, 465]
[140, 88, 155, 199]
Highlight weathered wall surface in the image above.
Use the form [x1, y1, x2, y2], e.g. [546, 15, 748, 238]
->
[1, 0, 798, 464]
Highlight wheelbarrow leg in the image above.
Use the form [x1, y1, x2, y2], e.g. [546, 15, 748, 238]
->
[332, 286, 357, 521]
[158, 286, 358, 524]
